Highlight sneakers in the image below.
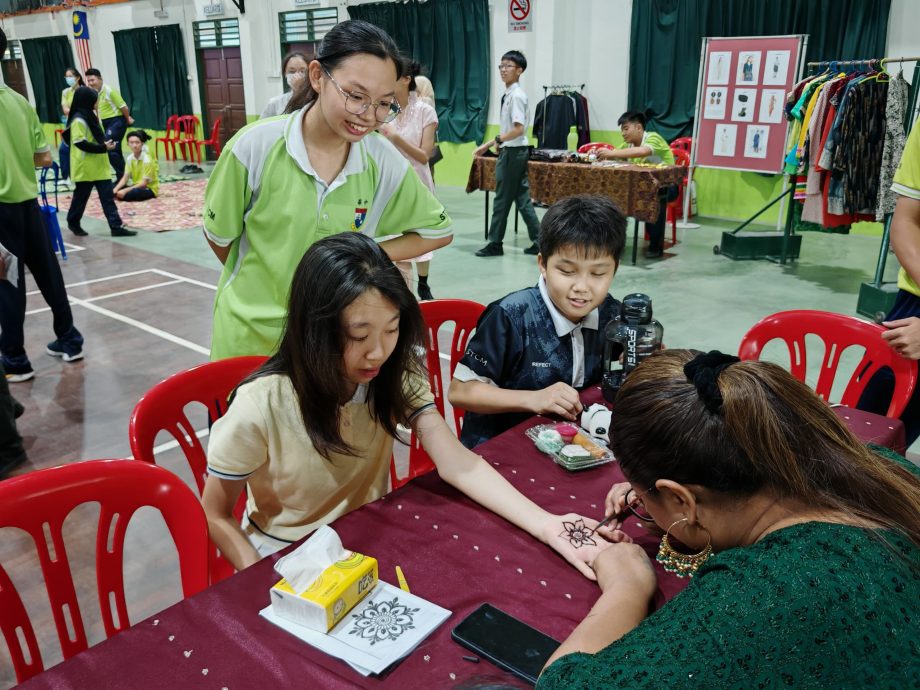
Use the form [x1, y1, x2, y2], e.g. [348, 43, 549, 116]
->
[2, 356, 34, 383]
[523, 243, 540, 255]
[111, 227, 137, 237]
[68, 225, 89, 236]
[475, 242, 503, 257]
[644, 246, 664, 259]
[417, 282, 434, 301]
[46, 336, 84, 362]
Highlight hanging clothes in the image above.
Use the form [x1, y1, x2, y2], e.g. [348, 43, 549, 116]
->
[533, 90, 590, 149]
[876, 72, 909, 219]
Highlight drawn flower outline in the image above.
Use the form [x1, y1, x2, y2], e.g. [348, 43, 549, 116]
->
[348, 597, 419, 645]
[559, 518, 598, 548]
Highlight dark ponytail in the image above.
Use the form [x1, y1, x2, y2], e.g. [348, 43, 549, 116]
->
[284, 19, 403, 114]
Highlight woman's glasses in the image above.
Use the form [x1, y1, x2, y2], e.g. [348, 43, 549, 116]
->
[322, 67, 401, 124]
[624, 487, 655, 522]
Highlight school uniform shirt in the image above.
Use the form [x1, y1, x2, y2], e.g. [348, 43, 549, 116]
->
[619, 131, 675, 165]
[0, 85, 50, 204]
[68, 117, 112, 183]
[125, 152, 160, 196]
[96, 83, 126, 120]
[260, 91, 293, 119]
[454, 277, 620, 448]
[61, 86, 76, 114]
[499, 82, 530, 148]
[206, 371, 435, 542]
[894, 122, 920, 298]
[203, 105, 453, 360]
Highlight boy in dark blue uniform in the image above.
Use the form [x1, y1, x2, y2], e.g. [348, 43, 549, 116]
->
[450, 195, 627, 448]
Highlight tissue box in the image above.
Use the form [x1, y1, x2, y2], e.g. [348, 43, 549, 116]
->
[271, 552, 378, 632]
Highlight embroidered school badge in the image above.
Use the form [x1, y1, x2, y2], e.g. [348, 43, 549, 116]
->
[351, 207, 368, 231]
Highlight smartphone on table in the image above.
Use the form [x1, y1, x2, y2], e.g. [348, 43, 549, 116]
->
[451, 603, 561, 686]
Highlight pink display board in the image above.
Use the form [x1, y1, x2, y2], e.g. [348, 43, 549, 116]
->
[692, 35, 805, 174]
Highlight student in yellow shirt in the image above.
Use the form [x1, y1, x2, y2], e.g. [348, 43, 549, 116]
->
[114, 130, 159, 202]
[59, 67, 84, 181]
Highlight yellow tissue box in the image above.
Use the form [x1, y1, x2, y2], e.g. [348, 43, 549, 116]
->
[270, 552, 378, 632]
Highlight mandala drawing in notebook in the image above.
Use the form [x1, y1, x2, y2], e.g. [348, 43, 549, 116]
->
[349, 597, 420, 646]
[559, 518, 598, 548]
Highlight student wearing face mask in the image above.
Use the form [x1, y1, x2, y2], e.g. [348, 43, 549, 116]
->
[260, 52, 310, 119]
[58, 67, 84, 181]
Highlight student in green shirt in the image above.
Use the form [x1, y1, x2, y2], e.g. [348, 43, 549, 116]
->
[62, 86, 135, 237]
[597, 111, 677, 259]
[538, 350, 920, 689]
[203, 20, 452, 361]
[59, 66, 84, 181]
[114, 130, 159, 202]
[84, 68, 133, 181]
[0, 27, 84, 389]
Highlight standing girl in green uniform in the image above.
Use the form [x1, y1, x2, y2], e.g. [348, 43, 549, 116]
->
[59, 67, 83, 181]
[203, 20, 452, 360]
[63, 87, 135, 237]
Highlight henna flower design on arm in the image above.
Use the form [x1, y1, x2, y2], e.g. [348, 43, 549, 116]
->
[559, 518, 598, 548]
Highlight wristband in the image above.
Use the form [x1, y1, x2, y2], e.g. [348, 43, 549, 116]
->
[494, 135, 501, 147]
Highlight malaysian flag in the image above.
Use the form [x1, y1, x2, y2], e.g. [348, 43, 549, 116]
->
[72, 11, 92, 73]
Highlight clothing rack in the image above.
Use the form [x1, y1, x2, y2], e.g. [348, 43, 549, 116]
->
[807, 56, 920, 71]
[537, 84, 587, 148]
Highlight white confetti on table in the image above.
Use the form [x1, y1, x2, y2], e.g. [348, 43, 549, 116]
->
[449, 673, 457, 680]
[540, 580, 547, 586]
[516, 567, 523, 574]
[452, 534, 459, 540]
[397, 504, 402, 510]
[414, 515, 420, 520]
[549, 486, 555, 491]
[152, 619, 159, 626]
[494, 555, 500, 562]
[432, 524, 438, 529]
[569, 495, 576, 499]
[424, 655, 431, 663]
[473, 545, 480, 551]
[184, 650, 192, 658]
[168, 635, 175, 642]
[201, 669, 209, 676]
[565, 593, 572, 599]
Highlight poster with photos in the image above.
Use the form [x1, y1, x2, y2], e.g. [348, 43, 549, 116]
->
[707, 51, 731, 85]
[731, 89, 757, 122]
[703, 86, 727, 119]
[713, 124, 737, 157]
[744, 125, 769, 158]
[762, 50, 791, 85]
[758, 89, 785, 123]
[736, 51, 762, 85]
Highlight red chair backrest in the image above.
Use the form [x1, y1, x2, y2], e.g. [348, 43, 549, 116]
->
[390, 299, 485, 490]
[738, 310, 918, 417]
[670, 136, 692, 153]
[129, 355, 267, 582]
[577, 141, 614, 154]
[177, 114, 198, 139]
[0, 459, 208, 683]
[164, 114, 179, 137]
[207, 116, 222, 144]
[671, 148, 691, 167]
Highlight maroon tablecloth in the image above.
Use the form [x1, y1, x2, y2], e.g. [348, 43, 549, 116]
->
[22, 415, 686, 689]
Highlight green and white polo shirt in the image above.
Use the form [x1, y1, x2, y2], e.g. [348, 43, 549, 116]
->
[0, 86, 50, 204]
[203, 106, 453, 360]
[894, 121, 920, 297]
[68, 117, 113, 183]
[96, 84, 126, 120]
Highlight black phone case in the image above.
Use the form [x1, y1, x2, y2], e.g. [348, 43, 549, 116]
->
[451, 603, 560, 686]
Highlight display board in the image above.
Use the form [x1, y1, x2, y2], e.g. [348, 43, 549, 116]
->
[691, 35, 806, 174]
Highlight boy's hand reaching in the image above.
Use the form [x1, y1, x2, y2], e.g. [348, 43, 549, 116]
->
[530, 382, 583, 420]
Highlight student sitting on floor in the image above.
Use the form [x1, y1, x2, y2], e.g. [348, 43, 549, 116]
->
[114, 130, 159, 202]
[201, 232, 613, 574]
[596, 112, 676, 259]
[448, 194, 627, 449]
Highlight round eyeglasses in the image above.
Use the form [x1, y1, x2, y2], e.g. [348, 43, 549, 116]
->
[322, 66, 401, 124]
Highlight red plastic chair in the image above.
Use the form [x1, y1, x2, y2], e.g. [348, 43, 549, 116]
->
[670, 136, 693, 155]
[390, 299, 486, 490]
[194, 116, 223, 161]
[176, 115, 201, 164]
[154, 115, 181, 161]
[0, 459, 209, 683]
[577, 141, 614, 154]
[129, 355, 268, 582]
[663, 147, 692, 243]
[738, 310, 918, 418]
[54, 128, 64, 147]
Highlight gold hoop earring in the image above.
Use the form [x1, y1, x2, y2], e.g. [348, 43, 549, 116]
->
[656, 517, 712, 578]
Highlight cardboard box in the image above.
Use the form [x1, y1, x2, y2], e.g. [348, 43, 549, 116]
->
[270, 552, 378, 632]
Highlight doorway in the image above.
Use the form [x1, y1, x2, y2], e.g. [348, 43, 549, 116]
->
[1, 41, 29, 99]
[193, 19, 246, 160]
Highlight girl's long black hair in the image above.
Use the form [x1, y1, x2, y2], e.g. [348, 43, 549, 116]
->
[62, 86, 106, 146]
[244, 233, 427, 460]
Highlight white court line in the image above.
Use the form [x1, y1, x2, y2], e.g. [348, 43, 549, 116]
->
[150, 427, 210, 455]
[27, 268, 153, 296]
[68, 295, 210, 355]
[25, 279, 184, 315]
[150, 268, 217, 291]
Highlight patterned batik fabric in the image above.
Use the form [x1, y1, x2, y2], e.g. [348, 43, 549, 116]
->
[876, 73, 909, 220]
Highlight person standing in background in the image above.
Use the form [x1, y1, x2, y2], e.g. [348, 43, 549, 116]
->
[473, 50, 542, 257]
[84, 68, 133, 180]
[261, 52, 310, 119]
[0, 27, 85, 385]
[378, 60, 440, 300]
[59, 66, 84, 181]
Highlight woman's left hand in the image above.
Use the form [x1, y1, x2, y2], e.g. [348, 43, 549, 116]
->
[541, 513, 627, 580]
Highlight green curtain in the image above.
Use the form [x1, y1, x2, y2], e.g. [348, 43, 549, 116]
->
[20, 36, 73, 123]
[347, 0, 490, 144]
[629, 0, 892, 141]
[112, 24, 192, 129]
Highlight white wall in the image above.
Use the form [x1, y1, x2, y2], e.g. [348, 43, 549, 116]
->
[886, 0, 920, 89]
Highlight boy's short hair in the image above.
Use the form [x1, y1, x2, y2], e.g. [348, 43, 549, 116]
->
[85, 68, 102, 78]
[617, 111, 646, 128]
[502, 50, 527, 71]
[538, 194, 627, 264]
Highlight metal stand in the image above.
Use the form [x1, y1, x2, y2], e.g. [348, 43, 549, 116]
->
[715, 177, 801, 263]
[677, 165, 700, 230]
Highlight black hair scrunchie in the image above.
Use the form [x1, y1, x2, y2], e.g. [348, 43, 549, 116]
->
[683, 350, 740, 414]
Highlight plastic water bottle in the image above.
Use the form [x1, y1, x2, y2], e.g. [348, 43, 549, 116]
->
[602, 294, 664, 403]
[567, 125, 578, 152]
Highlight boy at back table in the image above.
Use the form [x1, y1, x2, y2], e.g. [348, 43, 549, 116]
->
[449, 194, 627, 448]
